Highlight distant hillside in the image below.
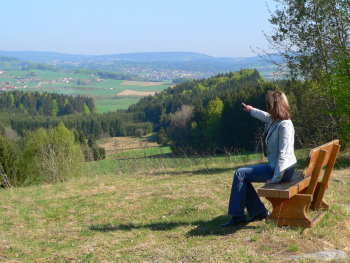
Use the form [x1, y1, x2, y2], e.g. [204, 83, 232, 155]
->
[0, 50, 280, 64]
[90, 52, 215, 62]
[0, 50, 283, 81]
[0, 50, 91, 63]
[0, 56, 60, 71]
[82, 52, 282, 81]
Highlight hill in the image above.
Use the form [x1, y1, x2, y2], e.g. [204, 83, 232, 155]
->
[0, 138, 349, 262]
[0, 50, 280, 64]
[0, 50, 91, 63]
[90, 51, 215, 62]
[0, 50, 282, 80]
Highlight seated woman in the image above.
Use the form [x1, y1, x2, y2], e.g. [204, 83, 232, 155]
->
[222, 90, 297, 227]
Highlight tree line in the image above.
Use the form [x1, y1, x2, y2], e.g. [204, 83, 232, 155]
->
[0, 91, 95, 116]
[0, 111, 152, 139]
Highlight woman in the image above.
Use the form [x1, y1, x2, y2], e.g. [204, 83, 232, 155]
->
[222, 90, 297, 227]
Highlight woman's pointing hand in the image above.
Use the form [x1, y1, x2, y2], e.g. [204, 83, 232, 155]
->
[242, 103, 253, 112]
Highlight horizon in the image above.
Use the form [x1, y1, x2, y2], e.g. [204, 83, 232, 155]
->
[0, 49, 263, 59]
[0, 0, 277, 58]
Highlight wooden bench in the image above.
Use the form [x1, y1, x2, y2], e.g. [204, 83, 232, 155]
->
[257, 140, 340, 230]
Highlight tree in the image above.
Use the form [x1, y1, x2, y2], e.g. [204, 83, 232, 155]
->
[84, 103, 91, 114]
[268, 0, 350, 143]
[268, 0, 349, 81]
[52, 99, 59, 116]
[332, 57, 350, 142]
[205, 97, 224, 150]
[158, 127, 169, 145]
[167, 105, 193, 149]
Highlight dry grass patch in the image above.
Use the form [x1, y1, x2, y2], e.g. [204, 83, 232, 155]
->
[97, 136, 159, 156]
[121, 81, 166, 86]
[117, 90, 157, 97]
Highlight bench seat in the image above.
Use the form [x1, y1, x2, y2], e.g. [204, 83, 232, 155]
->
[258, 171, 310, 199]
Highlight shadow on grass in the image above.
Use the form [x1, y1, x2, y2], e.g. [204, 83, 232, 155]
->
[151, 167, 236, 176]
[90, 215, 258, 236]
[112, 151, 258, 161]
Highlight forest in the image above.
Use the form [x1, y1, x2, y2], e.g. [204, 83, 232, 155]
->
[127, 69, 338, 153]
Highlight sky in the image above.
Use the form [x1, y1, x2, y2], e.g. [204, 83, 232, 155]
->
[2, 0, 277, 58]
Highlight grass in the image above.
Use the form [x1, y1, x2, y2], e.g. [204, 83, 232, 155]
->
[95, 98, 140, 112]
[0, 137, 349, 262]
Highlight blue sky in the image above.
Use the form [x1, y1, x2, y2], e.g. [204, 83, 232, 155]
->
[2, 0, 277, 57]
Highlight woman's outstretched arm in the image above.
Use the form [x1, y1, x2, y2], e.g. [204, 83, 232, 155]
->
[242, 103, 271, 123]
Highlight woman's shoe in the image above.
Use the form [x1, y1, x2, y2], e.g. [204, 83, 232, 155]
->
[250, 211, 270, 222]
[221, 216, 246, 227]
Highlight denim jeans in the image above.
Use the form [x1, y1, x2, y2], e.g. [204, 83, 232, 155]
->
[227, 163, 295, 218]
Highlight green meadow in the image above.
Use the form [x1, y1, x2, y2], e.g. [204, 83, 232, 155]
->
[1, 137, 349, 262]
[0, 69, 170, 112]
[95, 98, 141, 112]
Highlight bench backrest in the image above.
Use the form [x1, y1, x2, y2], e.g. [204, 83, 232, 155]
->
[302, 140, 340, 178]
[302, 140, 340, 208]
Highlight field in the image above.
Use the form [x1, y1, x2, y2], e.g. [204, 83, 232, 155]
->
[95, 98, 140, 112]
[0, 69, 170, 112]
[0, 137, 349, 262]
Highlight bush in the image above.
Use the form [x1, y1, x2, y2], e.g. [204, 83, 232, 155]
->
[0, 135, 19, 187]
[19, 123, 83, 185]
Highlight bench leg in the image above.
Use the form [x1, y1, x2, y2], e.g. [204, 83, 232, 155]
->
[311, 182, 329, 210]
[265, 194, 313, 227]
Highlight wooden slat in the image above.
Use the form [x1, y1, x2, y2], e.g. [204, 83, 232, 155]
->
[302, 140, 339, 177]
[258, 171, 310, 198]
[312, 144, 340, 209]
[306, 149, 327, 195]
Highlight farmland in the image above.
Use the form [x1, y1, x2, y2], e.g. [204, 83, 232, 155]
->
[0, 69, 170, 112]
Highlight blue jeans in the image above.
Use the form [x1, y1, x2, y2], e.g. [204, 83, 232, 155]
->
[227, 163, 295, 218]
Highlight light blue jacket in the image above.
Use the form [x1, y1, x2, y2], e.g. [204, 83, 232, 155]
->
[250, 108, 297, 183]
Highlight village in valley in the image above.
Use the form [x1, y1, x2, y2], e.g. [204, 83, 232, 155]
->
[0, 70, 104, 92]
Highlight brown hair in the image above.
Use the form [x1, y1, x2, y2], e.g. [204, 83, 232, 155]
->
[265, 90, 291, 121]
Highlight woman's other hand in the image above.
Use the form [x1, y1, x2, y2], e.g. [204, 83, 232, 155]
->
[265, 179, 274, 184]
[242, 103, 253, 112]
